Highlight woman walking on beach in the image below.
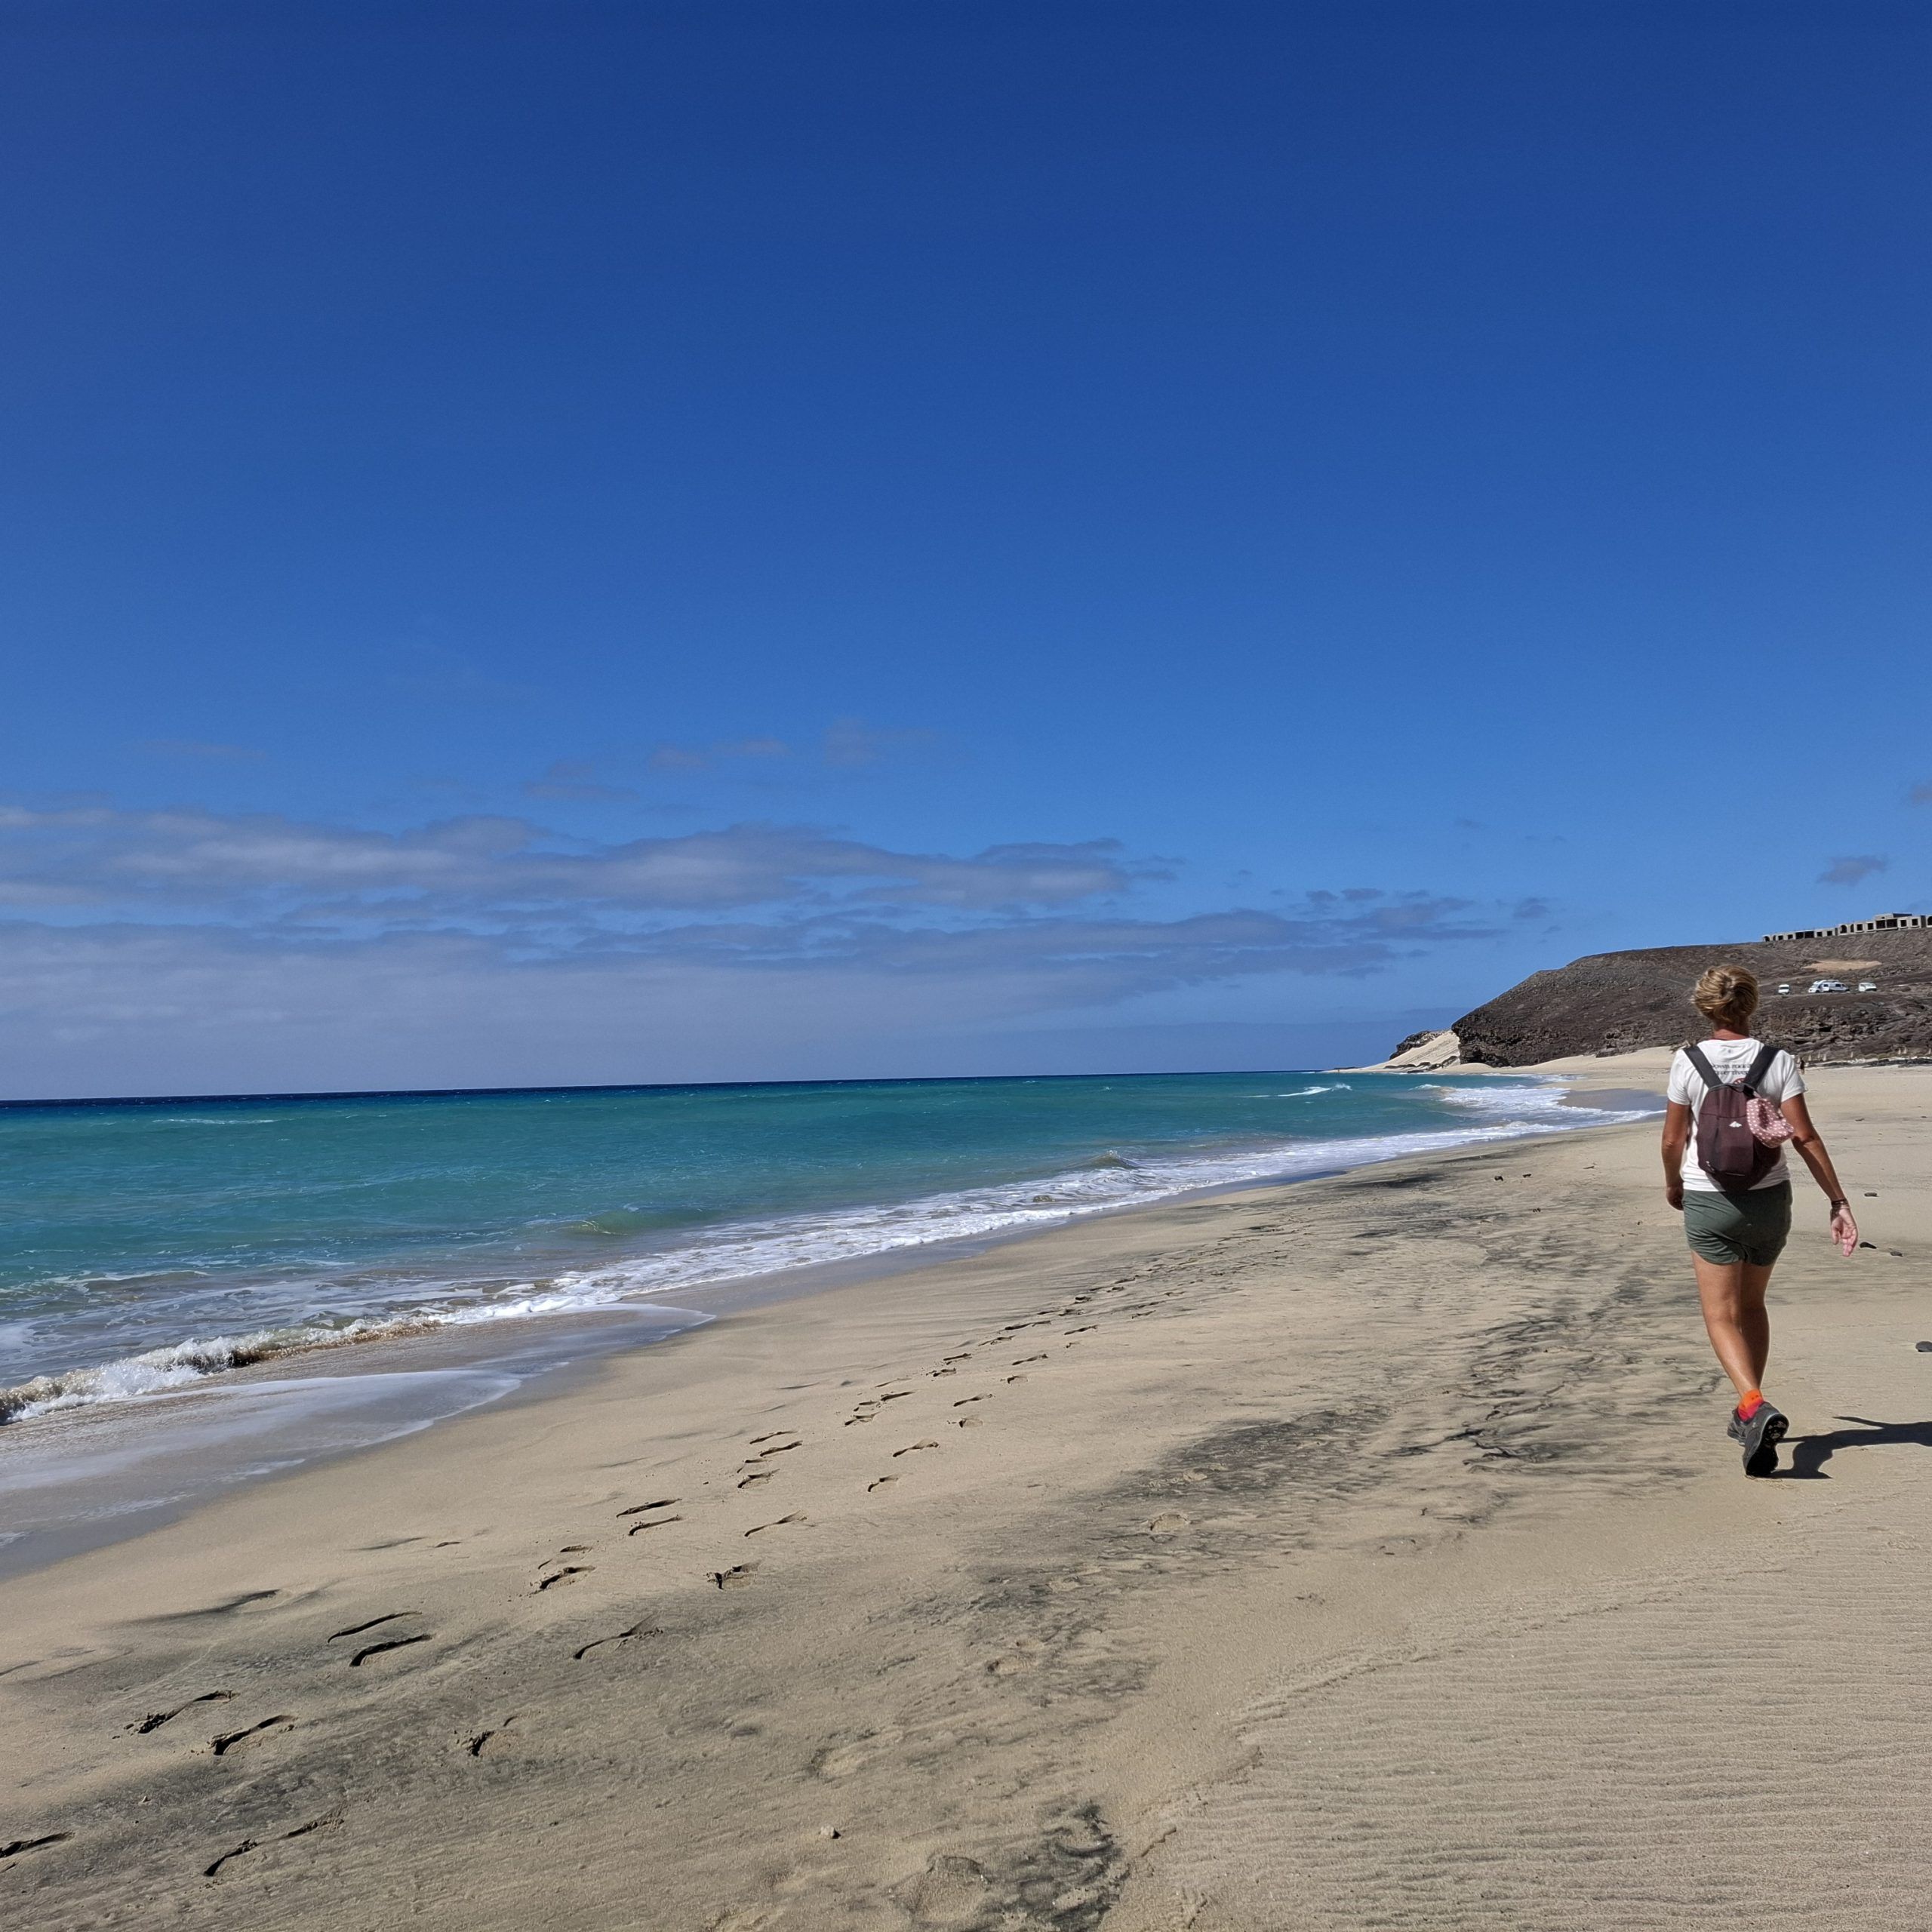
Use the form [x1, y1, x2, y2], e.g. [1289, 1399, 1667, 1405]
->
[1661, 965, 1855, 1477]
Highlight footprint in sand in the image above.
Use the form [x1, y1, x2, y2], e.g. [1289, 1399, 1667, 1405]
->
[535, 1565, 592, 1592]
[737, 1470, 776, 1488]
[347, 1632, 432, 1668]
[1, 1832, 72, 1861]
[891, 1440, 940, 1458]
[1147, 1512, 1189, 1537]
[572, 1621, 660, 1662]
[131, 1691, 235, 1734]
[328, 1611, 418, 1644]
[955, 1417, 984, 1429]
[811, 1727, 903, 1779]
[149, 1589, 281, 1623]
[204, 1815, 340, 1878]
[710, 1564, 758, 1590]
[905, 1852, 991, 1924]
[209, 1715, 295, 1758]
[866, 1475, 898, 1493]
[617, 1497, 678, 1518]
[465, 1715, 517, 1756]
[992, 1637, 1048, 1674]
[952, 1395, 990, 1407]
[745, 1514, 805, 1537]
[626, 1513, 681, 1536]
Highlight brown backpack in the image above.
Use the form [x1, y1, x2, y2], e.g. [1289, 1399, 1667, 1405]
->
[1682, 1043, 1782, 1195]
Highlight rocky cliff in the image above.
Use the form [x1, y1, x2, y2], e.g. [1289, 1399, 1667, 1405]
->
[1435, 928, 1932, 1067]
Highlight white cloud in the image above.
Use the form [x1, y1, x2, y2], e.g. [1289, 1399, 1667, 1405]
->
[0, 795, 1508, 1095]
[0, 898, 1494, 1099]
[0, 804, 1140, 921]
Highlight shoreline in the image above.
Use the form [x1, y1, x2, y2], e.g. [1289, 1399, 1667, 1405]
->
[11, 1058, 1926, 1927]
[0, 1072, 1659, 1577]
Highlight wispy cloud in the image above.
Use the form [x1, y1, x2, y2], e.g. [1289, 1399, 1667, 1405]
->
[521, 761, 641, 804]
[0, 802, 1145, 923]
[1818, 854, 1887, 887]
[822, 717, 940, 769]
[642, 719, 935, 775]
[0, 795, 1522, 1093]
[0, 893, 1503, 1097]
[648, 736, 791, 774]
[137, 739, 267, 763]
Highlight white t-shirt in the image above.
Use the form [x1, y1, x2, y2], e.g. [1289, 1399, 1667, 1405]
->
[1666, 1038, 1805, 1192]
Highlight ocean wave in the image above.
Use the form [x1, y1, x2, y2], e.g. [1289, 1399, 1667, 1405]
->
[1, 1092, 1642, 1426]
[1424, 1079, 1659, 1124]
[0, 1323, 386, 1423]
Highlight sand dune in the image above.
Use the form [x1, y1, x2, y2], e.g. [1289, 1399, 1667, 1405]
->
[4, 1060, 1928, 1929]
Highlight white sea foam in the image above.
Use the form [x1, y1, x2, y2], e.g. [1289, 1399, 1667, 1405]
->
[1423, 1079, 1656, 1124]
[1, 1327, 377, 1423]
[2, 1081, 1653, 1426]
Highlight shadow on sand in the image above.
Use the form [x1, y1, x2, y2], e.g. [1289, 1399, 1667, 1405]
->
[1780, 1414, 1932, 1480]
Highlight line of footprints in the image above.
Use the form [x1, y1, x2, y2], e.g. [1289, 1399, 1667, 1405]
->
[2, 1271, 1193, 1883]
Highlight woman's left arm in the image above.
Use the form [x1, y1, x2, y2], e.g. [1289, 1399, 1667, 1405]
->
[1780, 1094, 1856, 1246]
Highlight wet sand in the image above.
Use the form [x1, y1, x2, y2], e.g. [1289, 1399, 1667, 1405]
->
[5, 1058, 1929, 1929]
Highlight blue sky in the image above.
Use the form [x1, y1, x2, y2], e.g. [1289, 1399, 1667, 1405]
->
[3, 2, 1930, 1097]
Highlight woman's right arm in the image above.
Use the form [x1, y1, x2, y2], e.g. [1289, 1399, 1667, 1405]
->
[1660, 1101, 1690, 1211]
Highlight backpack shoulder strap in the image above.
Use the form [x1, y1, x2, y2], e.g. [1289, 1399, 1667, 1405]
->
[1745, 1042, 1780, 1091]
[1681, 1044, 1722, 1091]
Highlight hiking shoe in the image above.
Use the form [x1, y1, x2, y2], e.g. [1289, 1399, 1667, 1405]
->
[1737, 1401, 1787, 1477]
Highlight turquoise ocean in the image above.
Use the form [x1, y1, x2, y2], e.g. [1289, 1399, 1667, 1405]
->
[0, 1070, 1654, 1426]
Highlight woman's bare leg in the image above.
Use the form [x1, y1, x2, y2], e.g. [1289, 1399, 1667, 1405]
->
[1692, 1255, 1775, 1397]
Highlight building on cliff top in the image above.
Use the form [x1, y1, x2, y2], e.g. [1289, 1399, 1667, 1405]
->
[1763, 912, 1927, 942]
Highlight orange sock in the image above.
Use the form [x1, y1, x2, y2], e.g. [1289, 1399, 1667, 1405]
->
[1737, 1389, 1764, 1420]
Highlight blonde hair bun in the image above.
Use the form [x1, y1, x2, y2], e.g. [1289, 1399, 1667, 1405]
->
[1694, 964, 1760, 1032]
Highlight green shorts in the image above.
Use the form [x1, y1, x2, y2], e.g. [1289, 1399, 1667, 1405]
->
[1683, 1181, 1792, 1267]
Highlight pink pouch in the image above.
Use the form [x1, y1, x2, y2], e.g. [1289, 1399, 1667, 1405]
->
[1746, 1096, 1794, 1146]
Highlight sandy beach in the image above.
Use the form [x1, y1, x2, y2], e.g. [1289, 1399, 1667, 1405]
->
[5, 1057, 1930, 1930]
